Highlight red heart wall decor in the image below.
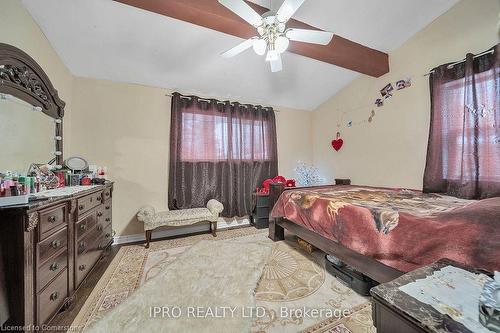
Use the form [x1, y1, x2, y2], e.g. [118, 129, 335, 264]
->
[331, 138, 343, 151]
[331, 132, 343, 151]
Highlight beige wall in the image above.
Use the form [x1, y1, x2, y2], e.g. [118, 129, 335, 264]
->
[312, 0, 499, 190]
[276, 107, 313, 178]
[1, 0, 313, 237]
[70, 77, 313, 236]
[0, 0, 74, 155]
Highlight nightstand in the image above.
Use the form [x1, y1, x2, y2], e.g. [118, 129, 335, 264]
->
[371, 259, 493, 333]
[250, 193, 270, 229]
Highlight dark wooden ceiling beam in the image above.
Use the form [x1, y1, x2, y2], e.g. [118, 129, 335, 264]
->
[113, 0, 389, 77]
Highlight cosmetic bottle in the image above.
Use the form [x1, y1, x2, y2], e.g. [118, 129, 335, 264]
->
[18, 176, 28, 195]
[29, 177, 35, 194]
[10, 185, 19, 197]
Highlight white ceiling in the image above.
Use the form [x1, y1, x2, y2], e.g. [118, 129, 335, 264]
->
[22, 0, 459, 111]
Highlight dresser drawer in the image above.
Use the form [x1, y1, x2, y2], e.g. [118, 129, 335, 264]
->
[77, 191, 103, 216]
[37, 268, 68, 324]
[75, 243, 103, 288]
[97, 200, 112, 224]
[95, 217, 111, 239]
[38, 227, 68, 266]
[76, 225, 102, 255]
[97, 224, 113, 250]
[37, 249, 68, 292]
[39, 204, 67, 240]
[76, 211, 97, 240]
[103, 187, 112, 201]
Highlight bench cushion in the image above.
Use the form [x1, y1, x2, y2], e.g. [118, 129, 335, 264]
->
[144, 208, 218, 231]
[137, 200, 224, 231]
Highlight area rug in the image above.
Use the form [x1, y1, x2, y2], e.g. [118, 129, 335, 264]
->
[85, 238, 273, 333]
[71, 228, 375, 333]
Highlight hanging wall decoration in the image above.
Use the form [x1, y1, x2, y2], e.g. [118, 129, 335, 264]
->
[331, 76, 413, 149]
[396, 78, 412, 90]
[368, 110, 376, 123]
[331, 132, 344, 151]
[373, 78, 412, 109]
[380, 83, 394, 99]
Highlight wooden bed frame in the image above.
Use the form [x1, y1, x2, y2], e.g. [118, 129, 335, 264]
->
[267, 182, 404, 284]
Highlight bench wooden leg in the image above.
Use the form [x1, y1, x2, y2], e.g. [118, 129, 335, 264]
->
[145, 230, 152, 248]
[210, 222, 217, 237]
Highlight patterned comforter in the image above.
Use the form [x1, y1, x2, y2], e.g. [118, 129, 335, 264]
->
[270, 185, 500, 273]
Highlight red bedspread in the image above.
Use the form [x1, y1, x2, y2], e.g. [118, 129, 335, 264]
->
[271, 185, 500, 273]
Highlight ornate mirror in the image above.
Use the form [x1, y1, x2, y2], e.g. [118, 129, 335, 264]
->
[0, 43, 65, 172]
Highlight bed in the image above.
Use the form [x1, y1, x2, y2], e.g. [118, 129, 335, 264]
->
[269, 184, 500, 283]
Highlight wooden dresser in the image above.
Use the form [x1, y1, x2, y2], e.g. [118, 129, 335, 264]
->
[0, 184, 113, 329]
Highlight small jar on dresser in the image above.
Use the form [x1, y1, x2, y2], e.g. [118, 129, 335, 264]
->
[0, 184, 114, 328]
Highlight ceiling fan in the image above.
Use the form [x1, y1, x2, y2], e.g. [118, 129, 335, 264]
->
[219, 0, 334, 73]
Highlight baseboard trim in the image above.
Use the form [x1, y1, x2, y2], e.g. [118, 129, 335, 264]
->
[113, 217, 251, 245]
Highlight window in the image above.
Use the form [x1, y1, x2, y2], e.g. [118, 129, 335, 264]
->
[168, 93, 278, 216]
[423, 46, 499, 199]
[440, 72, 499, 182]
[180, 111, 272, 161]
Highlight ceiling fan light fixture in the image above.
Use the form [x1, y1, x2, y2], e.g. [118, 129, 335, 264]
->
[275, 35, 289, 53]
[266, 49, 279, 62]
[276, 5, 293, 22]
[253, 38, 267, 55]
[219, 0, 332, 73]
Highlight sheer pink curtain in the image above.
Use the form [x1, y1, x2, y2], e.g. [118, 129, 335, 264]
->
[424, 45, 500, 199]
[168, 93, 278, 216]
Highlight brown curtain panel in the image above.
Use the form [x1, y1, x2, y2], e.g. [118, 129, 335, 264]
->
[168, 92, 278, 217]
[423, 45, 500, 199]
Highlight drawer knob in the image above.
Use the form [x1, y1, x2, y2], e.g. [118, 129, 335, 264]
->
[79, 241, 86, 251]
[105, 206, 110, 210]
[48, 215, 57, 223]
[105, 233, 111, 238]
[49, 262, 59, 271]
[105, 218, 111, 222]
[97, 225, 103, 231]
[79, 205, 85, 210]
[97, 212, 103, 217]
[105, 192, 110, 197]
[98, 244, 103, 250]
[50, 292, 59, 301]
[80, 224, 87, 231]
[78, 264, 86, 271]
[97, 196, 102, 201]
[51, 240, 61, 249]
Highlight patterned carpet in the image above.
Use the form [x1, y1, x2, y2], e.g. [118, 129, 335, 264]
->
[71, 227, 375, 333]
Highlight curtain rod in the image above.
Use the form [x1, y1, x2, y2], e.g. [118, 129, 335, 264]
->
[424, 49, 494, 76]
[164, 93, 279, 112]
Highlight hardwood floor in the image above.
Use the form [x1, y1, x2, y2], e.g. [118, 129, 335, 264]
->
[47, 245, 121, 331]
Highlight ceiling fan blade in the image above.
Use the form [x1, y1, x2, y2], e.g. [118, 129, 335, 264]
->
[276, 0, 306, 22]
[270, 54, 283, 72]
[221, 38, 254, 58]
[286, 28, 333, 45]
[218, 0, 263, 27]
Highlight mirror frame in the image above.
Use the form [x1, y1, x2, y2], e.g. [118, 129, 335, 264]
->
[0, 43, 66, 167]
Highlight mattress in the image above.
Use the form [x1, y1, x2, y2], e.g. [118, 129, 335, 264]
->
[271, 185, 500, 273]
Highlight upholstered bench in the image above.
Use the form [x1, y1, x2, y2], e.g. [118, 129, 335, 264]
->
[137, 200, 224, 248]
